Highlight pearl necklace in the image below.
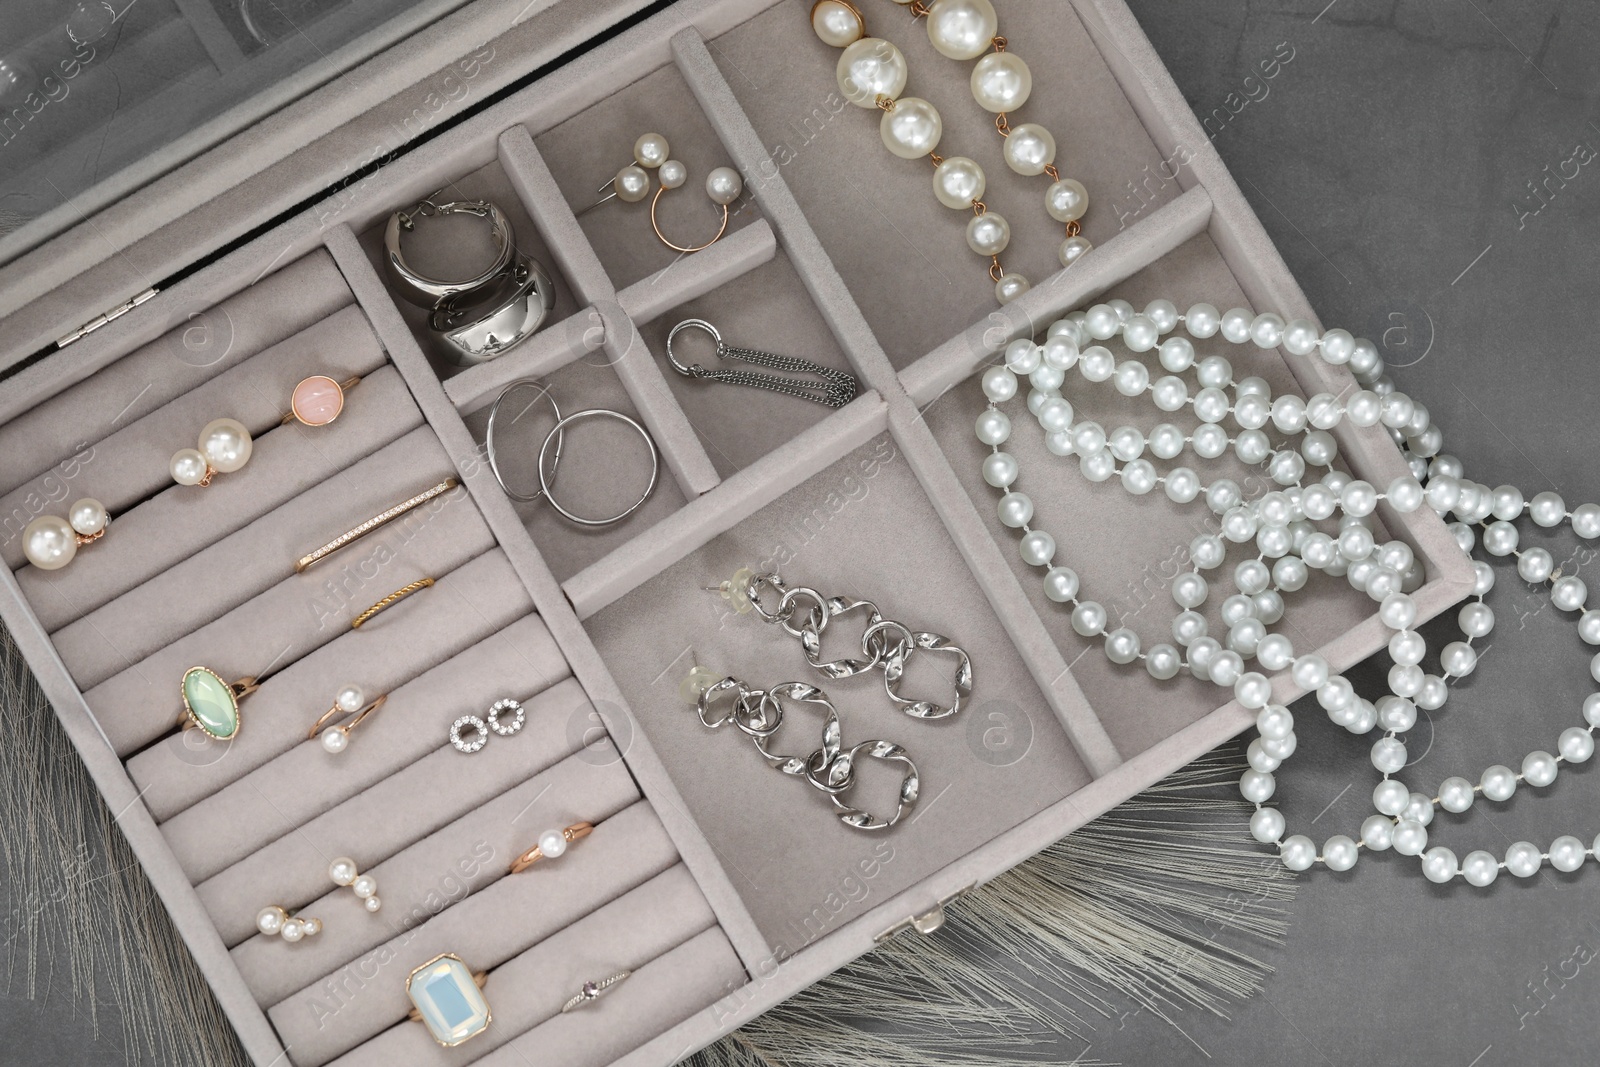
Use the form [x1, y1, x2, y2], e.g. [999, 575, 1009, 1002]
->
[810, 0, 1093, 305]
[975, 300, 1600, 886]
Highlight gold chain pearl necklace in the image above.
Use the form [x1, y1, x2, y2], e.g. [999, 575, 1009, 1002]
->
[810, 0, 1093, 304]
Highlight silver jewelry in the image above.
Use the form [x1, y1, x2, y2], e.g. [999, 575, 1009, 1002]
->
[327, 856, 382, 914]
[561, 970, 631, 1013]
[449, 715, 488, 754]
[486, 384, 658, 527]
[685, 673, 919, 832]
[733, 571, 973, 720]
[428, 255, 555, 366]
[665, 319, 858, 409]
[487, 698, 525, 736]
[384, 197, 515, 307]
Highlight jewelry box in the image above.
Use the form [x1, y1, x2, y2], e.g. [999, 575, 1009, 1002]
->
[0, 1, 1476, 1064]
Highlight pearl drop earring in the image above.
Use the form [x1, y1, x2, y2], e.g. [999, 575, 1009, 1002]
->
[171, 418, 253, 486]
[591, 131, 745, 253]
[256, 905, 322, 942]
[21, 497, 109, 570]
[329, 856, 381, 914]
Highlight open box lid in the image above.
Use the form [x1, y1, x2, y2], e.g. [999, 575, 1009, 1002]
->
[0, 0, 660, 370]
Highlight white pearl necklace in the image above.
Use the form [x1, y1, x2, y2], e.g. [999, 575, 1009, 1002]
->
[810, 0, 1093, 304]
[975, 299, 1600, 886]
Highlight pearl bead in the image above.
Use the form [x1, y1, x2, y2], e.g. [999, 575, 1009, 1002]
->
[1549, 835, 1587, 873]
[1209, 650, 1244, 688]
[1573, 503, 1600, 539]
[981, 452, 1018, 488]
[1044, 178, 1089, 224]
[1522, 750, 1558, 788]
[1587, 693, 1600, 727]
[1239, 769, 1275, 803]
[364, 895, 382, 913]
[1071, 601, 1106, 636]
[1291, 654, 1330, 692]
[1042, 567, 1079, 602]
[997, 491, 1033, 528]
[320, 727, 348, 754]
[1250, 807, 1285, 843]
[970, 50, 1031, 111]
[837, 38, 907, 106]
[1004, 337, 1042, 373]
[1019, 530, 1055, 566]
[614, 164, 651, 203]
[352, 874, 377, 898]
[22, 514, 78, 570]
[1517, 547, 1554, 584]
[280, 919, 305, 943]
[329, 857, 358, 886]
[810, 0, 864, 46]
[933, 156, 985, 208]
[1438, 776, 1475, 813]
[1105, 627, 1141, 664]
[966, 212, 1011, 256]
[1505, 841, 1542, 878]
[1146, 643, 1182, 680]
[1480, 764, 1517, 802]
[1249, 313, 1285, 349]
[880, 97, 942, 158]
[1120, 459, 1156, 495]
[1553, 576, 1588, 612]
[1421, 846, 1458, 883]
[1373, 779, 1410, 816]
[1002, 123, 1055, 176]
[1058, 235, 1093, 266]
[995, 273, 1030, 304]
[1280, 835, 1315, 871]
[1370, 737, 1407, 774]
[539, 828, 569, 859]
[301, 917, 322, 937]
[1580, 612, 1600, 645]
[1361, 815, 1394, 850]
[170, 447, 210, 486]
[256, 906, 286, 937]
[1439, 641, 1477, 677]
[67, 497, 108, 536]
[1164, 468, 1200, 503]
[658, 159, 687, 190]
[706, 166, 743, 205]
[1041, 336, 1079, 370]
[974, 409, 1010, 445]
[1462, 850, 1499, 887]
[1404, 792, 1434, 826]
[1391, 819, 1428, 856]
[1560, 726, 1594, 763]
[1323, 836, 1360, 872]
[926, 0, 998, 60]
[1235, 672, 1271, 709]
[1457, 601, 1494, 638]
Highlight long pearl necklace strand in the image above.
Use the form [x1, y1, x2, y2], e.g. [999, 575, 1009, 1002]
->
[810, 0, 1093, 305]
[975, 299, 1600, 886]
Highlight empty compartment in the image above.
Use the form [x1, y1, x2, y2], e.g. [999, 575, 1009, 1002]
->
[707, 0, 1183, 366]
[355, 156, 580, 382]
[533, 59, 763, 292]
[584, 432, 1093, 952]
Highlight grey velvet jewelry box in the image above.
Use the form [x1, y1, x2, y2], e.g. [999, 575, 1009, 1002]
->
[0, 1, 1478, 1065]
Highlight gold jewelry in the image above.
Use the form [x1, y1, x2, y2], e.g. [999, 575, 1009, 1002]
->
[295, 479, 458, 573]
[254, 905, 322, 943]
[281, 375, 361, 427]
[592, 131, 744, 252]
[178, 667, 259, 741]
[351, 578, 433, 630]
[21, 498, 109, 570]
[308, 687, 386, 754]
[509, 821, 593, 874]
[406, 954, 490, 1046]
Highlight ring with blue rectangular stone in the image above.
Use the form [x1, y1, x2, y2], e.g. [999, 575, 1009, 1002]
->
[406, 953, 490, 1047]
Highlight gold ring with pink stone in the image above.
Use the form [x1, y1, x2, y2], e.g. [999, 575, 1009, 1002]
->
[281, 374, 362, 428]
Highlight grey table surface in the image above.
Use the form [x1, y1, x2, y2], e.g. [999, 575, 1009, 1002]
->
[6, 1, 1600, 1065]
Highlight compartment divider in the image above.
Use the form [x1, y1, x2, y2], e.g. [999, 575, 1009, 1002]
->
[497, 125, 617, 308]
[442, 305, 603, 416]
[617, 217, 778, 326]
[669, 27, 904, 401]
[899, 184, 1215, 407]
[325, 222, 774, 977]
[565, 391, 888, 620]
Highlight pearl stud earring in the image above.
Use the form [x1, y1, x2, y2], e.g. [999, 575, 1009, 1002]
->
[592, 131, 745, 253]
[329, 856, 381, 913]
[256, 905, 322, 942]
[21, 498, 109, 570]
[171, 418, 253, 486]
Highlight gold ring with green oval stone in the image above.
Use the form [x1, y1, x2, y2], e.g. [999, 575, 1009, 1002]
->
[179, 667, 259, 741]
